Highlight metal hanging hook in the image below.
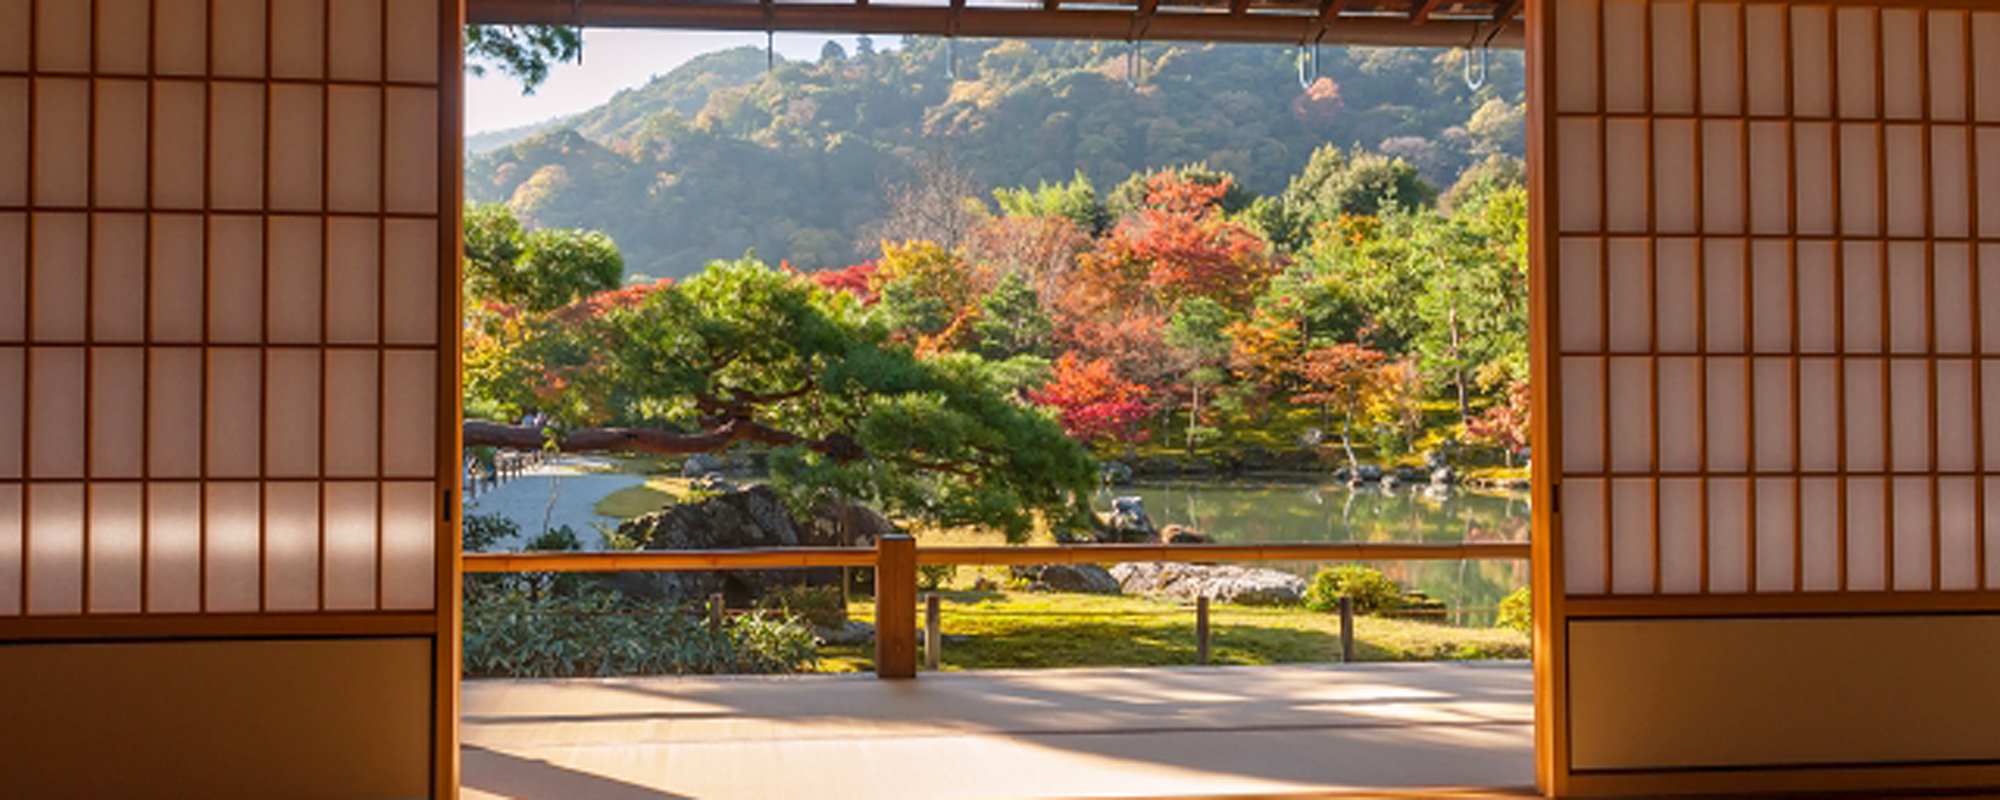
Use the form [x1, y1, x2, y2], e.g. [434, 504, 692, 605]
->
[1462, 21, 1490, 91]
[946, 37, 958, 81]
[1296, 42, 1320, 89]
[1126, 39, 1143, 89]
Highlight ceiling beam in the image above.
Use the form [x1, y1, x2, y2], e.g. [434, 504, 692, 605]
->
[469, 0, 1524, 48]
[1411, 0, 1451, 25]
[1490, 0, 1525, 23]
[1303, 0, 1350, 44]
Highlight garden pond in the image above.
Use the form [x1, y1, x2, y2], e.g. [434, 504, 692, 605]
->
[1092, 480, 1531, 623]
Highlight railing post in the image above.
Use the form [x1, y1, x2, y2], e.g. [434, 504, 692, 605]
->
[875, 534, 918, 679]
[1196, 596, 1210, 665]
[710, 593, 725, 635]
[924, 593, 942, 671]
[1338, 595, 1355, 663]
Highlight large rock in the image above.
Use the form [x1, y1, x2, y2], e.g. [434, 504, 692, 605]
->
[1109, 562, 1307, 606]
[1010, 563, 1121, 594]
[1160, 524, 1210, 544]
[609, 486, 889, 605]
[800, 495, 897, 548]
[1100, 496, 1157, 542]
[681, 453, 727, 477]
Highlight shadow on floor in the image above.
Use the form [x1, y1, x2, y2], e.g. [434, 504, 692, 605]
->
[462, 745, 694, 799]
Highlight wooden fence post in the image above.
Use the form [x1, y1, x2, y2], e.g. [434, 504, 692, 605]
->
[1195, 596, 1210, 665]
[1339, 596, 1355, 663]
[875, 534, 918, 679]
[710, 593, 725, 635]
[924, 594, 942, 671]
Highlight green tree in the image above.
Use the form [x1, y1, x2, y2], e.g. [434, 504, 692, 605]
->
[993, 171, 1110, 234]
[1281, 144, 1437, 228]
[464, 204, 624, 313]
[1405, 190, 1528, 424]
[464, 260, 1097, 542]
[466, 26, 583, 94]
[1164, 297, 1236, 453]
[973, 272, 1055, 360]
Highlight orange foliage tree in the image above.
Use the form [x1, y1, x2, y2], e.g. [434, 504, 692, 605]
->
[1290, 343, 1391, 473]
[1076, 172, 1276, 314]
[1466, 378, 1531, 466]
[1028, 352, 1154, 447]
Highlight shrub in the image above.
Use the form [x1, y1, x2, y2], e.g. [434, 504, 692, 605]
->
[1495, 586, 1531, 634]
[463, 589, 820, 678]
[918, 563, 959, 591]
[1303, 564, 1406, 614]
[757, 584, 848, 629]
[463, 513, 519, 553]
[526, 525, 583, 552]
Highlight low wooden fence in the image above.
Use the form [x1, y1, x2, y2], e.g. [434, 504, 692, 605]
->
[461, 536, 1530, 678]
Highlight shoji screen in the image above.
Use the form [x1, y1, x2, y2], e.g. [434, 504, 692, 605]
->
[0, 1, 459, 796]
[1533, 0, 2000, 794]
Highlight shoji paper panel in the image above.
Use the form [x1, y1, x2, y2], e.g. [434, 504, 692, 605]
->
[4, 0, 450, 621]
[1553, 1, 2000, 598]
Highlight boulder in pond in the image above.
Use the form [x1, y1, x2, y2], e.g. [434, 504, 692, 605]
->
[1109, 562, 1306, 606]
[1010, 563, 1121, 594]
[1098, 496, 1157, 542]
[1160, 524, 1210, 545]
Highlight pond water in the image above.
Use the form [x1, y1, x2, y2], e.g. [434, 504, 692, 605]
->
[1093, 480, 1532, 622]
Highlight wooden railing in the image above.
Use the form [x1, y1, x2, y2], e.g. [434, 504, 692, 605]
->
[461, 536, 1531, 678]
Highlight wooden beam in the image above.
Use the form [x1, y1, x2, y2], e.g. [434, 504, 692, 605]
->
[1490, 0, 1524, 23]
[463, 548, 879, 572]
[915, 542, 1532, 566]
[1411, 0, 1451, 25]
[467, 0, 1524, 48]
[461, 541, 1531, 573]
[0, 612, 439, 642]
[1303, 0, 1350, 45]
[1229, 0, 1251, 18]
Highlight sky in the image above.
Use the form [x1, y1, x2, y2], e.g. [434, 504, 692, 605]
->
[466, 28, 860, 135]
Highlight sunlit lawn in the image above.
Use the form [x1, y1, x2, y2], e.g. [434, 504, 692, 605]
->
[586, 469, 1527, 673]
[593, 477, 699, 519]
[814, 590, 1529, 673]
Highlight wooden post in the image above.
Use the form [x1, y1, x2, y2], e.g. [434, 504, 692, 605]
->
[1195, 596, 1210, 665]
[924, 593, 942, 671]
[1339, 595, 1355, 663]
[875, 534, 918, 679]
[710, 593, 725, 635]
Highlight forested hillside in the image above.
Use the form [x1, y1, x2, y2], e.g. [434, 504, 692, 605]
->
[465, 37, 1524, 278]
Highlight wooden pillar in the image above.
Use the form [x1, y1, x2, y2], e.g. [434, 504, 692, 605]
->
[1195, 596, 1210, 665]
[875, 534, 918, 679]
[924, 593, 942, 671]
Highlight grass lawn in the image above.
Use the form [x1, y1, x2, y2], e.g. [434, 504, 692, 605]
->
[593, 477, 699, 519]
[813, 590, 1528, 673]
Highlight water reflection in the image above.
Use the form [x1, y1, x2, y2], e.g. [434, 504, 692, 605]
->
[1093, 480, 1533, 621]
[1096, 479, 1530, 544]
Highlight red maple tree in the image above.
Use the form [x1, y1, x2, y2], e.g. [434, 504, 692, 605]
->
[1028, 352, 1154, 446]
[810, 261, 881, 304]
[1079, 172, 1274, 313]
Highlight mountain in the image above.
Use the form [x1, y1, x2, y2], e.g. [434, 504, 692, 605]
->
[466, 38, 1525, 280]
